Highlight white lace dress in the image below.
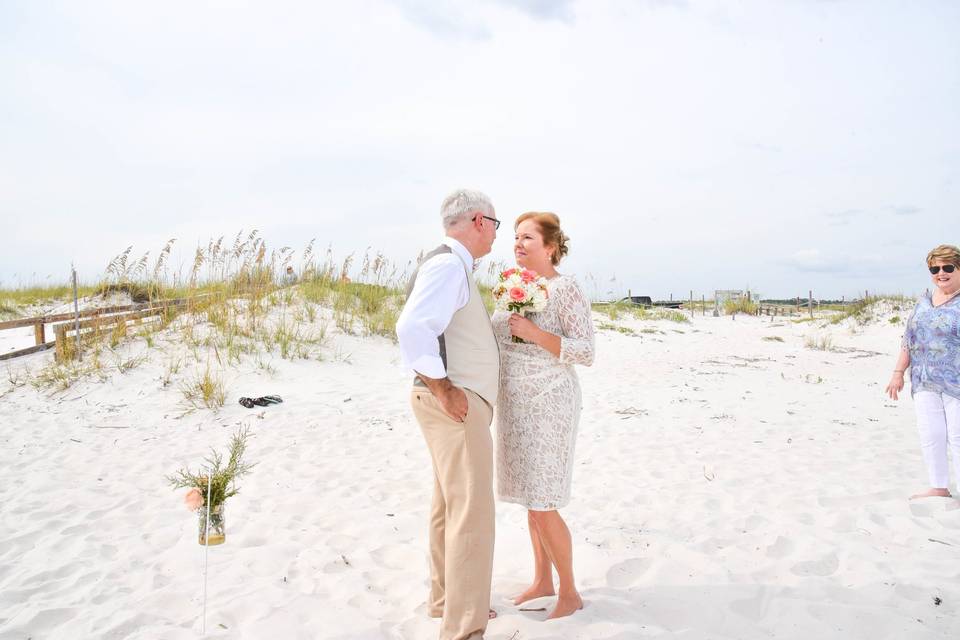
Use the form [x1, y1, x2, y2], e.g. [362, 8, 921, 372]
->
[492, 274, 595, 511]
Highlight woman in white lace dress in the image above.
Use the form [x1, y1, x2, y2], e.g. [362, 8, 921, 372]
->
[492, 212, 595, 620]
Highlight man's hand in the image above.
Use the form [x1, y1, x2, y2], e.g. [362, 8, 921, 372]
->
[437, 385, 469, 422]
[417, 374, 469, 422]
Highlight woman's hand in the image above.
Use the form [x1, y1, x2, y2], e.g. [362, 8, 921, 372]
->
[509, 313, 541, 343]
[885, 372, 905, 400]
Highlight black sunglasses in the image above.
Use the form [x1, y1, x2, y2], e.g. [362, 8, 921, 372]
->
[929, 265, 957, 274]
[478, 214, 500, 230]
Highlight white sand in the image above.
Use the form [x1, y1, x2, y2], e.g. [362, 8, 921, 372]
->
[1, 304, 958, 639]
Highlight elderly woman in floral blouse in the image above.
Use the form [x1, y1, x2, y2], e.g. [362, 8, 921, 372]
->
[886, 244, 960, 499]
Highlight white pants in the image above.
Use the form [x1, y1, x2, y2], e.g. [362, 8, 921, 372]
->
[914, 391, 960, 491]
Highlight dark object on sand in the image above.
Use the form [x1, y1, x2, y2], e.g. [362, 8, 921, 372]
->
[618, 295, 683, 309]
[239, 395, 283, 408]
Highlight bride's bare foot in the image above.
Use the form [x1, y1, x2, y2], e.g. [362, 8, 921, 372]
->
[910, 488, 952, 499]
[513, 582, 555, 605]
[547, 593, 583, 620]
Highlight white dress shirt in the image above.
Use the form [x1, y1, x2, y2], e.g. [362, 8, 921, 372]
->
[396, 237, 473, 379]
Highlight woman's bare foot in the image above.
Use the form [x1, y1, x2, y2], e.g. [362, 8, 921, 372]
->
[547, 593, 583, 620]
[910, 488, 952, 499]
[513, 582, 555, 605]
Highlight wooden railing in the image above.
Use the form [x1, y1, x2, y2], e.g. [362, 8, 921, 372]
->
[0, 296, 205, 362]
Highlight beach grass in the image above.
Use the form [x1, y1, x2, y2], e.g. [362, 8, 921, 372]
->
[8, 233, 414, 395]
[723, 298, 758, 315]
[804, 334, 835, 351]
[827, 294, 913, 326]
[592, 301, 691, 324]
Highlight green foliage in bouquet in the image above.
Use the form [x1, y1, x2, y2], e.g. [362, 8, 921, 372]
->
[167, 427, 255, 508]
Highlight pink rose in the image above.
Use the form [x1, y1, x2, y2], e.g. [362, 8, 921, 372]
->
[184, 487, 204, 511]
[509, 287, 526, 302]
[520, 269, 536, 284]
[501, 268, 516, 279]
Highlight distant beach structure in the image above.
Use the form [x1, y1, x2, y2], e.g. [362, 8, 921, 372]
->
[714, 289, 759, 304]
[618, 295, 681, 309]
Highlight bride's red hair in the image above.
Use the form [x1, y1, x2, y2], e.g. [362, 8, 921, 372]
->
[515, 212, 569, 266]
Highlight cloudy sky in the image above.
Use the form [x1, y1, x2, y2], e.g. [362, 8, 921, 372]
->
[1, 0, 957, 300]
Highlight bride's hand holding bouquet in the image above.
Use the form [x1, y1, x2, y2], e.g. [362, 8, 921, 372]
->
[492, 267, 548, 343]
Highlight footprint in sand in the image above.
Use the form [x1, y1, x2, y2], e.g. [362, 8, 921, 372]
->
[909, 499, 960, 518]
[2, 607, 78, 635]
[790, 552, 839, 577]
[867, 512, 887, 527]
[236, 534, 269, 548]
[347, 590, 386, 610]
[909, 501, 938, 518]
[84, 508, 113, 521]
[730, 589, 775, 621]
[743, 514, 770, 531]
[321, 556, 352, 574]
[61, 523, 89, 537]
[765, 536, 794, 558]
[22, 564, 78, 585]
[605, 557, 652, 588]
[894, 582, 933, 602]
[370, 543, 419, 571]
[827, 511, 858, 533]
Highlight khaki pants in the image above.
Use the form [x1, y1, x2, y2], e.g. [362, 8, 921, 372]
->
[411, 388, 495, 640]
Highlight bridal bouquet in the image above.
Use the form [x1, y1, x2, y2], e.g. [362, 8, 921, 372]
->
[492, 267, 549, 343]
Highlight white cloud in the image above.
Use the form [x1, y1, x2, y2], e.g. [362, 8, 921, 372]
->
[1, 0, 958, 299]
[785, 249, 849, 274]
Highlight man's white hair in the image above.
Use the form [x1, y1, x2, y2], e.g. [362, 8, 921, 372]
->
[440, 189, 494, 230]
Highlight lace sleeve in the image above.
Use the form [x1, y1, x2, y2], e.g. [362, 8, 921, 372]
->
[555, 277, 595, 366]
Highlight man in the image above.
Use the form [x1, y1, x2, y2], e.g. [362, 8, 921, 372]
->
[395, 189, 501, 640]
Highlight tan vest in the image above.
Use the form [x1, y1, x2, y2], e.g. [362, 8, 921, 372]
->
[406, 245, 500, 406]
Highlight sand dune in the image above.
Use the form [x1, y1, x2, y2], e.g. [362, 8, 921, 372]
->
[1, 304, 957, 638]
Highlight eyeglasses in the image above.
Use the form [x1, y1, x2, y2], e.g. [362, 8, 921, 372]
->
[478, 215, 501, 230]
[929, 265, 957, 274]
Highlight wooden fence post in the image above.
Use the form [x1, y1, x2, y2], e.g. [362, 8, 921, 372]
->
[808, 290, 813, 319]
[54, 324, 68, 362]
[72, 267, 82, 362]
